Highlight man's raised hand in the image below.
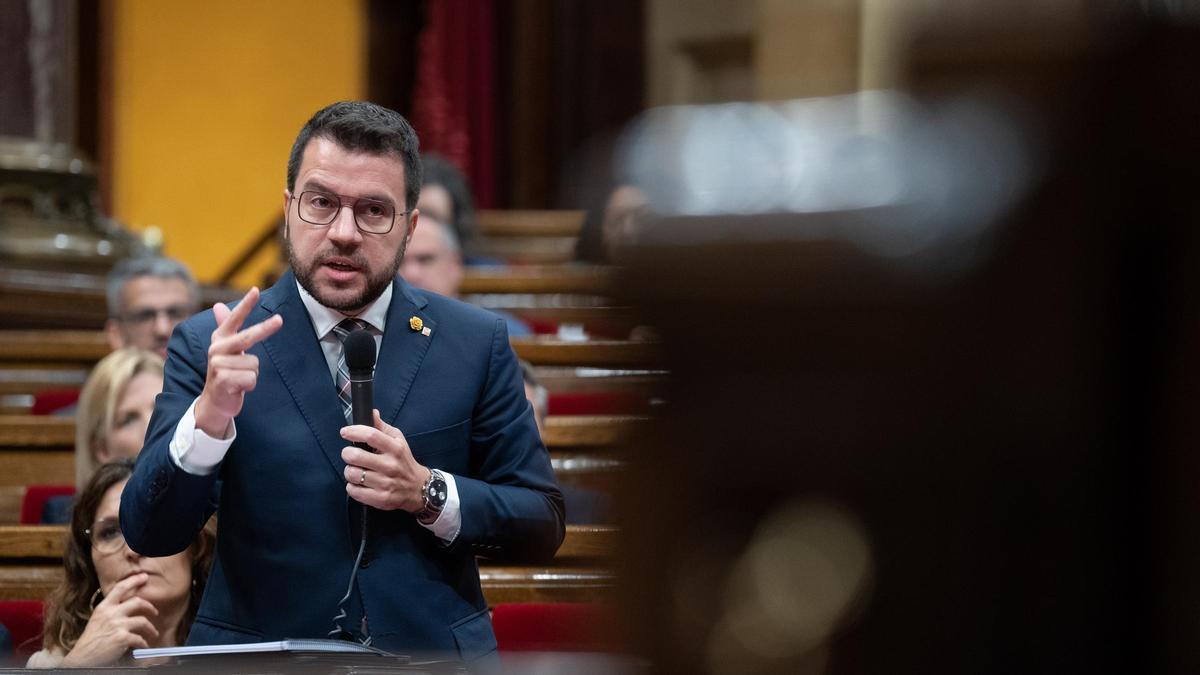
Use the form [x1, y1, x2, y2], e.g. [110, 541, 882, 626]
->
[194, 287, 283, 438]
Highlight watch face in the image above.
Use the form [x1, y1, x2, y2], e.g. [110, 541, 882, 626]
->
[426, 478, 448, 508]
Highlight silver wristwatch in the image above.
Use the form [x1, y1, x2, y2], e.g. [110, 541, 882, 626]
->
[416, 469, 448, 524]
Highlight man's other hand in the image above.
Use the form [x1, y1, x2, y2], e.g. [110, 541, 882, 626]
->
[340, 410, 431, 513]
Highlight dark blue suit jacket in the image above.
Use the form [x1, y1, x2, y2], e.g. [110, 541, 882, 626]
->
[120, 271, 564, 662]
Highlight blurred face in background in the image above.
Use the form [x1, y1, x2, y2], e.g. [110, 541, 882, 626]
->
[417, 184, 453, 226]
[602, 185, 649, 262]
[399, 218, 464, 298]
[106, 276, 194, 358]
[96, 371, 162, 464]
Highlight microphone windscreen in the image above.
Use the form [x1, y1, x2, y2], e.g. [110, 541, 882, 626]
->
[344, 329, 377, 374]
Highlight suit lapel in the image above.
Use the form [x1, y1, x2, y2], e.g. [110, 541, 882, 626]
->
[259, 271, 350, 479]
[375, 278, 435, 426]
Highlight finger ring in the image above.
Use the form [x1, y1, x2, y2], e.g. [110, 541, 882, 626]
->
[359, 468, 367, 486]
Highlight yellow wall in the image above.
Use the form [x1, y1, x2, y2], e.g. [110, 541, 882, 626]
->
[110, 0, 366, 287]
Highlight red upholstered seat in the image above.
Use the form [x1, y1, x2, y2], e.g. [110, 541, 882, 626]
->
[19, 486, 75, 525]
[0, 600, 44, 659]
[546, 391, 650, 416]
[492, 603, 612, 653]
[30, 388, 80, 416]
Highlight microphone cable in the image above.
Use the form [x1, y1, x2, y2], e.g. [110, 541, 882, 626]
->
[328, 503, 371, 645]
[328, 327, 378, 644]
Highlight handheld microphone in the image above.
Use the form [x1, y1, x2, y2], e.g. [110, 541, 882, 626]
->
[343, 328, 377, 452]
[331, 328, 379, 643]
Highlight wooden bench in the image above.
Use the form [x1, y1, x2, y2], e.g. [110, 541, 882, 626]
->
[477, 210, 584, 238]
[0, 331, 657, 370]
[0, 414, 639, 523]
[0, 524, 616, 604]
[472, 210, 586, 265]
[1, 265, 616, 331]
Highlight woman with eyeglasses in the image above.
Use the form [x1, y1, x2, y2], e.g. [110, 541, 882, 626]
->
[27, 460, 214, 668]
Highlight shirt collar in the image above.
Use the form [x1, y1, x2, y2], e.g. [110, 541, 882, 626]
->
[296, 279, 392, 339]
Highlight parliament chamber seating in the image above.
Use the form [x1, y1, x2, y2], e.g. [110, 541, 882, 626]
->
[0, 599, 44, 659]
[492, 602, 614, 653]
[0, 210, 651, 642]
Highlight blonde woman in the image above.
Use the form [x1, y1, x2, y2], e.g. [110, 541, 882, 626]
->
[39, 349, 164, 524]
[74, 348, 164, 490]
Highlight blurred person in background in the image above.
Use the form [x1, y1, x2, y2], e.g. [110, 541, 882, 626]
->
[41, 349, 164, 524]
[575, 183, 648, 264]
[521, 360, 611, 524]
[29, 459, 214, 668]
[104, 256, 199, 359]
[401, 216, 532, 337]
[419, 154, 497, 265]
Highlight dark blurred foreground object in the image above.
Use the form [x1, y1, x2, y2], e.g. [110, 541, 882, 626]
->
[614, 16, 1200, 675]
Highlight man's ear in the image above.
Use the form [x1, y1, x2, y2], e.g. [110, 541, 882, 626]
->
[406, 208, 420, 247]
[104, 319, 125, 350]
[282, 189, 292, 240]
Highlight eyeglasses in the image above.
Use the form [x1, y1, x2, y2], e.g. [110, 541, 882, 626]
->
[291, 190, 407, 235]
[85, 518, 127, 555]
[120, 305, 191, 326]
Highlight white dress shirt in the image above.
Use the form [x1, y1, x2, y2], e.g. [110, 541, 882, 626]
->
[168, 280, 461, 542]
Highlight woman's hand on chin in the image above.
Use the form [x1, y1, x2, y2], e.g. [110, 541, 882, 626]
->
[61, 573, 160, 667]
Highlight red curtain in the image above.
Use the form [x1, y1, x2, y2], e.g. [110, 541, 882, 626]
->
[410, 0, 497, 207]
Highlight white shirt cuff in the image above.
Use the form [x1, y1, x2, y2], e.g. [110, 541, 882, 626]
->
[419, 472, 461, 544]
[170, 399, 236, 476]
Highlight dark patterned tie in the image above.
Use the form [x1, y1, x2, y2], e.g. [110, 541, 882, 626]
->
[332, 318, 370, 423]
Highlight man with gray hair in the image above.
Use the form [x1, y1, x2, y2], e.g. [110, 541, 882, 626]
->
[104, 256, 199, 358]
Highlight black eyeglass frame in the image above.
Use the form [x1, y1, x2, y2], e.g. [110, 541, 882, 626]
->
[289, 190, 410, 235]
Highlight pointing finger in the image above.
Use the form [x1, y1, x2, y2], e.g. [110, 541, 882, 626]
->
[234, 313, 283, 352]
[213, 302, 231, 326]
[211, 313, 283, 356]
[214, 287, 260, 338]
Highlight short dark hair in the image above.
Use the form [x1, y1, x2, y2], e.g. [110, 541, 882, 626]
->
[421, 153, 477, 249]
[286, 101, 423, 213]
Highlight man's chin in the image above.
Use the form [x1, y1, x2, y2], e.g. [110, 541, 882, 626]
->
[309, 281, 382, 314]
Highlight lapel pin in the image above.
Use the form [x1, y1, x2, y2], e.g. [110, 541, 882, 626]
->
[409, 316, 424, 332]
[422, 326, 431, 336]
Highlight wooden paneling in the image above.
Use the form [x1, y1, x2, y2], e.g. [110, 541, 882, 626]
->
[477, 210, 585, 237]
[512, 339, 658, 367]
[0, 451, 71, 487]
[0, 525, 618, 604]
[0, 332, 656, 372]
[543, 415, 644, 447]
[0, 416, 74, 446]
[0, 331, 109, 363]
[0, 565, 615, 605]
[0, 524, 613, 562]
[461, 266, 613, 295]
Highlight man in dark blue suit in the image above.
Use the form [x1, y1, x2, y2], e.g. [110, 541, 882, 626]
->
[120, 101, 564, 663]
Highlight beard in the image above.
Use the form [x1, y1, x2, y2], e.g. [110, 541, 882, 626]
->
[286, 235, 406, 314]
